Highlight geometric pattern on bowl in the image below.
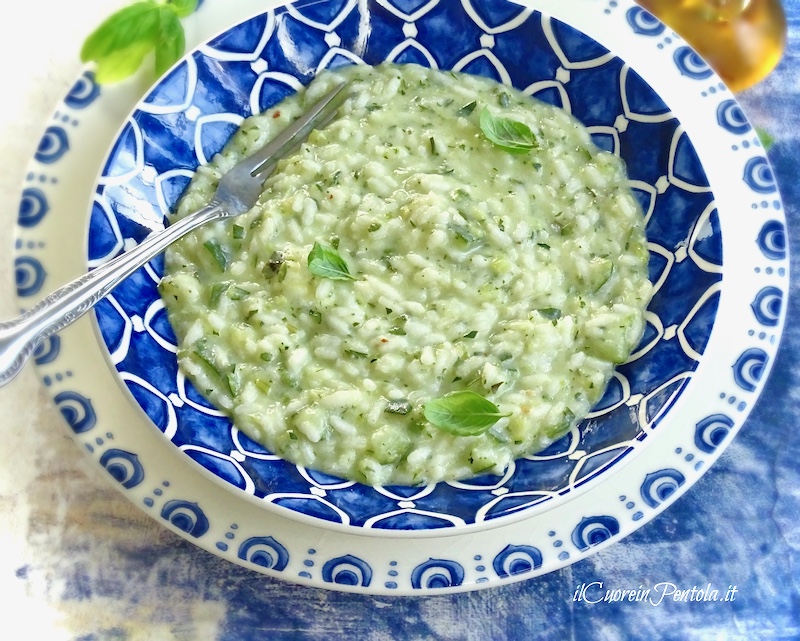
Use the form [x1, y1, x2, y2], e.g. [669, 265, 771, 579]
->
[90, 0, 722, 532]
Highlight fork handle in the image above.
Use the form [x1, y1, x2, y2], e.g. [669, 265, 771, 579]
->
[0, 202, 226, 387]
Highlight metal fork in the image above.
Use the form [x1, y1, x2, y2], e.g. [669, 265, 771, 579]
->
[0, 81, 349, 387]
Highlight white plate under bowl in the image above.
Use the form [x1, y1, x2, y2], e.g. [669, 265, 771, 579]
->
[12, 0, 787, 593]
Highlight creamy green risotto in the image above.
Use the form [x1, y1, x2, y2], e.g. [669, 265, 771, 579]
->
[159, 63, 652, 486]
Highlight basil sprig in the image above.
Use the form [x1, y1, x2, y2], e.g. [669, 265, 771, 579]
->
[479, 107, 538, 154]
[423, 390, 511, 436]
[80, 0, 198, 84]
[307, 241, 356, 281]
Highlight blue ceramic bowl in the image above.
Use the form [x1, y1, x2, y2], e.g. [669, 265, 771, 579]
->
[88, 0, 780, 534]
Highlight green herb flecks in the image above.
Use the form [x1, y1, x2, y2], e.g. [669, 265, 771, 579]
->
[209, 282, 228, 307]
[192, 337, 238, 396]
[451, 224, 476, 244]
[423, 390, 511, 436]
[457, 100, 477, 117]
[537, 308, 562, 321]
[228, 286, 250, 301]
[80, 0, 198, 84]
[479, 107, 538, 154]
[204, 240, 229, 271]
[307, 241, 356, 281]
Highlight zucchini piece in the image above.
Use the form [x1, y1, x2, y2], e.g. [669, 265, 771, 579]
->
[370, 425, 413, 464]
[583, 256, 613, 292]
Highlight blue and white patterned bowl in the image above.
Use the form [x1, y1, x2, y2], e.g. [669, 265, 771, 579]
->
[87, 0, 785, 535]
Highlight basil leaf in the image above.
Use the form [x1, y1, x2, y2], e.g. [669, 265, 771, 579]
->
[155, 6, 185, 77]
[81, 0, 192, 85]
[423, 390, 511, 436]
[80, 2, 160, 64]
[93, 40, 154, 84]
[479, 107, 538, 154]
[307, 241, 356, 281]
[168, 0, 199, 18]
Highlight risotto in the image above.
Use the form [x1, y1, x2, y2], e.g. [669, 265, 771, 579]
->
[159, 63, 653, 486]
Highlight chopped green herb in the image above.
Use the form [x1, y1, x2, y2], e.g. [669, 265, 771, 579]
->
[203, 239, 229, 271]
[209, 282, 228, 307]
[226, 367, 242, 396]
[537, 307, 562, 321]
[463, 330, 478, 339]
[457, 100, 477, 117]
[450, 223, 477, 244]
[194, 337, 238, 397]
[232, 224, 245, 240]
[499, 92, 511, 107]
[193, 338, 219, 374]
[229, 286, 250, 301]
